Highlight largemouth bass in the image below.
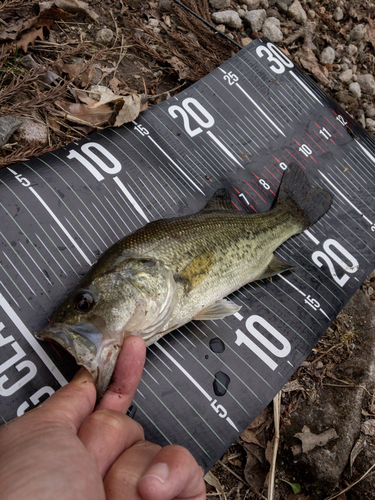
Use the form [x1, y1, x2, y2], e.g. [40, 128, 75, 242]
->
[37, 163, 332, 396]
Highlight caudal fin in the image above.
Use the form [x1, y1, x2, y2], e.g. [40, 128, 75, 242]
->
[275, 163, 332, 229]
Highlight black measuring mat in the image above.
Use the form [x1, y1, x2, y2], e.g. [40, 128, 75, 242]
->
[0, 39, 374, 470]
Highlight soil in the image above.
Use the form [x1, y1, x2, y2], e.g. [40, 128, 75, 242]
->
[1, 0, 375, 499]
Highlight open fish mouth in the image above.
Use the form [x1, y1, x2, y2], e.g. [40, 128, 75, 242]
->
[37, 322, 121, 396]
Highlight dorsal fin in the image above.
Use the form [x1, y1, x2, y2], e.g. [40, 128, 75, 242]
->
[202, 189, 237, 212]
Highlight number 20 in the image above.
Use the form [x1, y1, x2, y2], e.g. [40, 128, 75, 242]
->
[168, 98, 214, 137]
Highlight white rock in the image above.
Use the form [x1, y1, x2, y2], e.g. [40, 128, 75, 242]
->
[241, 37, 252, 46]
[237, 8, 246, 18]
[349, 82, 361, 98]
[209, 0, 231, 9]
[365, 105, 375, 118]
[212, 10, 243, 29]
[242, 0, 260, 9]
[347, 44, 358, 57]
[149, 18, 159, 27]
[244, 9, 266, 32]
[320, 46, 335, 65]
[263, 17, 283, 42]
[95, 28, 114, 44]
[350, 24, 367, 42]
[15, 119, 48, 146]
[357, 74, 375, 95]
[365, 118, 375, 131]
[339, 69, 353, 83]
[288, 0, 307, 24]
[332, 6, 343, 21]
[216, 24, 226, 32]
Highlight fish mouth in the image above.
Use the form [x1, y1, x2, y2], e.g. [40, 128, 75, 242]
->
[37, 322, 121, 398]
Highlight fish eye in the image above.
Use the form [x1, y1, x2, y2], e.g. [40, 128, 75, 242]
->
[74, 291, 94, 313]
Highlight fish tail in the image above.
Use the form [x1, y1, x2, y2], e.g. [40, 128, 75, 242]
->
[275, 163, 332, 229]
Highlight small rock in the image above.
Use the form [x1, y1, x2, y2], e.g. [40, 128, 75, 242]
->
[242, 0, 260, 9]
[365, 105, 375, 118]
[288, 0, 307, 24]
[211, 10, 243, 29]
[357, 74, 375, 95]
[307, 9, 316, 20]
[237, 8, 246, 18]
[332, 6, 344, 21]
[320, 46, 335, 65]
[95, 28, 114, 44]
[350, 24, 367, 42]
[349, 82, 361, 98]
[159, 0, 172, 10]
[149, 18, 159, 27]
[339, 69, 353, 83]
[13, 119, 48, 146]
[276, 0, 293, 14]
[244, 9, 266, 32]
[0, 116, 23, 147]
[347, 44, 358, 57]
[259, 0, 268, 7]
[263, 17, 283, 43]
[209, 0, 231, 9]
[366, 118, 375, 131]
[216, 24, 226, 32]
[241, 37, 252, 46]
[361, 420, 375, 436]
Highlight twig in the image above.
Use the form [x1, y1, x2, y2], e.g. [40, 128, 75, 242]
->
[324, 462, 375, 500]
[268, 391, 281, 500]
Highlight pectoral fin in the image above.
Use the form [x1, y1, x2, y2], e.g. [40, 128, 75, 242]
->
[193, 298, 241, 320]
[258, 255, 295, 280]
[179, 252, 214, 292]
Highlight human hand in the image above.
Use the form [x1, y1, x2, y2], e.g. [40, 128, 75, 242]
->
[0, 335, 206, 500]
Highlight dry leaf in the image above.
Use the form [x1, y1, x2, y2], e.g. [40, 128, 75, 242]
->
[16, 27, 45, 52]
[114, 94, 141, 126]
[204, 470, 225, 497]
[240, 428, 264, 447]
[282, 380, 303, 393]
[55, 0, 99, 21]
[294, 425, 338, 453]
[56, 100, 112, 127]
[265, 439, 274, 464]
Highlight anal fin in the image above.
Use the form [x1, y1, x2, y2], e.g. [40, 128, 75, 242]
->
[258, 255, 295, 280]
[193, 298, 241, 321]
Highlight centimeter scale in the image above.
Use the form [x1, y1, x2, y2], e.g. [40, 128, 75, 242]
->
[0, 38, 374, 470]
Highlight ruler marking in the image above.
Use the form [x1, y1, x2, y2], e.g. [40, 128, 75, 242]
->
[113, 176, 150, 223]
[148, 137, 204, 194]
[236, 83, 286, 136]
[289, 71, 324, 105]
[29, 187, 93, 266]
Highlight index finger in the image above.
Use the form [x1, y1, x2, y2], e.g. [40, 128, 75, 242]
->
[96, 335, 146, 413]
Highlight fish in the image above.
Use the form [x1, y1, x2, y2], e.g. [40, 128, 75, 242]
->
[37, 163, 332, 396]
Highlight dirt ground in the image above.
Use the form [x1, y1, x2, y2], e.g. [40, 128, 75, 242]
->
[1, 0, 375, 499]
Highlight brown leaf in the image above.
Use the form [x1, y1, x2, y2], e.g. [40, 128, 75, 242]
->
[265, 438, 274, 464]
[240, 428, 264, 447]
[294, 425, 338, 453]
[54, 0, 99, 21]
[16, 27, 45, 52]
[114, 94, 141, 126]
[56, 100, 113, 127]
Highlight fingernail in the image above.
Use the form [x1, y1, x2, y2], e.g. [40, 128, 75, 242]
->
[144, 463, 169, 484]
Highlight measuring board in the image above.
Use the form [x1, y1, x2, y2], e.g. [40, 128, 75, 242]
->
[0, 38, 374, 470]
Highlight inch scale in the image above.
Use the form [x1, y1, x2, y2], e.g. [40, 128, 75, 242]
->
[0, 38, 374, 470]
